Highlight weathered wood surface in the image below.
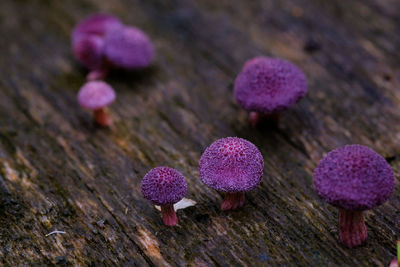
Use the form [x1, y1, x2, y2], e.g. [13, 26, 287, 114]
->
[0, 0, 399, 266]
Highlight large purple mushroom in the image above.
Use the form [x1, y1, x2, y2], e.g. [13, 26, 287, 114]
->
[199, 137, 264, 210]
[234, 57, 307, 127]
[77, 81, 116, 127]
[313, 145, 395, 248]
[141, 167, 187, 226]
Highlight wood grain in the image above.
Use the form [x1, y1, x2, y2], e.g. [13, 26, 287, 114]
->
[0, 0, 399, 265]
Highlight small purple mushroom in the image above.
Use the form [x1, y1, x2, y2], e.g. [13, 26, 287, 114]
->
[199, 137, 264, 210]
[313, 145, 395, 248]
[390, 258, 398, 267]
[234, 57, 307, 127]
[77, 81, 116, 127]
[72, 14, 123, 80]
[104, 26, 154, 69]
[141, 167, 187, 226]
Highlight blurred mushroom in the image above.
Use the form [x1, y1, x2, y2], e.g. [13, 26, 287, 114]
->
[77, 81, 116, 127]
[72, 14, 154, 80]
[104, 26, 154, 69]
[72, 14, 123, 80]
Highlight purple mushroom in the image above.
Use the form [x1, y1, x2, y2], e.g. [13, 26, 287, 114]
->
[199, 137, 264, 210]
[141, 167, 187, 226]
[72, 14, 154, 80]
[313, 145, 395, 248]
[390, 258, 398, 267]
[104, 26, 154, 69]
[77, 81, 116, 127]
[72, 14, 123, 80]
[234, 57, 307, 127]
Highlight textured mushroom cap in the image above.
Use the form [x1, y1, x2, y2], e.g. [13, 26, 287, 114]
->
[199, 137, 264, 193]
[141, 167, 187, 206]
[72, 14, 123, 69]
[77, 81, 116, 110]
[313, 145, 395, 211]
[104, 26, 154, 69]
[234, 57, 307, 114]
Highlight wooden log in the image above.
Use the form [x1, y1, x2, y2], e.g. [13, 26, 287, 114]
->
[0, 0, 399, 265]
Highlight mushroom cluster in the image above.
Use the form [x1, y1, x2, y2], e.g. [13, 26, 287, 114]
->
[72, 13, 154, 80]
[140, 137, 264, 226]
[69, 14, 398, 256]
[72, 13, 155, 127]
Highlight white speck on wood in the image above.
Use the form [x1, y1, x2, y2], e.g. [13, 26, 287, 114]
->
[45, 230, 66, 237]
[155, 198, 197, 211]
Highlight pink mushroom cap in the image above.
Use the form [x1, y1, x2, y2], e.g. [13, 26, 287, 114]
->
[104, 26, 154, 69]
[72, 14, 123, 40]
[141, 167, 187, 206]
[199, 137, 264, 193]
[72, 35, 104, 70]
[77, 81, 116, 110]
[72, 14, 123, 70]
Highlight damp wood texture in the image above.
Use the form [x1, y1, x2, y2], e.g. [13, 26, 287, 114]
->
[0, 0, 399, 266]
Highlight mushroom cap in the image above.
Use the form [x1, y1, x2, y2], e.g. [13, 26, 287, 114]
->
[141, 167, 187, 206]
[72, 35, 104, 70]
[104, 26, 154, 69]
[72, 14, 123, 69]
[199, 137, 264, 193]
[77, 81, 116, 110]
[313, 145, 395, 211]
[72, 14, 122, 40]
[234, 57, 307, 114]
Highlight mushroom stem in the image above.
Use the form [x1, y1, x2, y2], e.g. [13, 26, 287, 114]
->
[249, 112, 261, 127]
[87, 67, 109, 81]
[249, 112, 280, 127]
[338, 209, 367, 248]
[93, 108, 112, 127]
[221, 192, 245, 211]
[161, 205, 178, 226]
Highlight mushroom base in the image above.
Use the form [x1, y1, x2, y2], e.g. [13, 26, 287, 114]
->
[161, 205, 178, 226]
[338, 209, 367, 248]
[249, 112, 280, 127]
[221, 192, 245, 211]
[93, 108, 112, 127]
